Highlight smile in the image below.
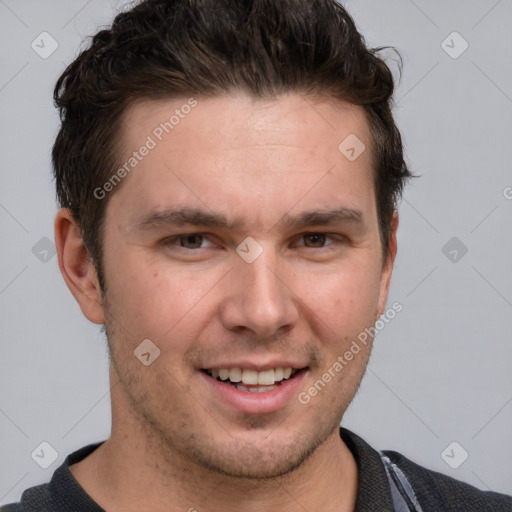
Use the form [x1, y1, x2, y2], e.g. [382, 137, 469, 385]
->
[200, 363, 308, 413]
[203, 367, 300, 392]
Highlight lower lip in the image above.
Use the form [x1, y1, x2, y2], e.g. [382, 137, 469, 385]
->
[200, 369, 308, 414]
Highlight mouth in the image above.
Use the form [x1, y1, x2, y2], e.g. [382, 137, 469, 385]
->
[202, 367, 302, 393]
[200, 364, 309, 414]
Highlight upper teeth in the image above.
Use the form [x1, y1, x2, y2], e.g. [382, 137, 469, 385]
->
[208, 367, 294, 385]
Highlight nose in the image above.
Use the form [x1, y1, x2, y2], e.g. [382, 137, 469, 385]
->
[218, 249, 300, 338]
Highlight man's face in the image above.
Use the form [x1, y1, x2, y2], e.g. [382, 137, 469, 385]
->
[99, 93, 396, 478]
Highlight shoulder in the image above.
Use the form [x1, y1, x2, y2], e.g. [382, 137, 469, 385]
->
[383, 449, 512, 511]
[1, 482, 53, 511]
[1, 442, 105, 512]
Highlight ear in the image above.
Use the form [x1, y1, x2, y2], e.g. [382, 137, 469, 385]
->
[376, 211, 399, 318]
[54, 208, 105, 324]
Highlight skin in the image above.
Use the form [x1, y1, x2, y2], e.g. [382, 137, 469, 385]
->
[55, 92, 398, 512]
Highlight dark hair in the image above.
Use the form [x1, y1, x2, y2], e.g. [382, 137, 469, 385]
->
[53, 0, 413, 292]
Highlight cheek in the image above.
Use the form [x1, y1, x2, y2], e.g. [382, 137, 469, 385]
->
[296, 262, 381, 333]
[104, 250, 222, 341]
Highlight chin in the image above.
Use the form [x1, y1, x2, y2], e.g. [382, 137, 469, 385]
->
[199, 446, 310, 480]
[187, 428, 331, 481]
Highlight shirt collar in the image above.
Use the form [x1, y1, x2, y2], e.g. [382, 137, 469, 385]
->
[340, 427, 395, 511]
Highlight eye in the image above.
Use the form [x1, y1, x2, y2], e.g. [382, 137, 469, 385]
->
[297, 233, 336, 248]
[164, 234, 214, 249]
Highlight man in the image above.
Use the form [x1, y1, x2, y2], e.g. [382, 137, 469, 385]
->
[3, 0, 511, 511]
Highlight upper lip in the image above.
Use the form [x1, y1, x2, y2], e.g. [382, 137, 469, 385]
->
[200, 360, 308, 371]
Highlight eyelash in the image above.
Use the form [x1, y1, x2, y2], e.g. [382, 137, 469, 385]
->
[163, 233, 342, 250]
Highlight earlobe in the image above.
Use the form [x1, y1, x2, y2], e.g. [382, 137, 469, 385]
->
[54, 208, 105, 324]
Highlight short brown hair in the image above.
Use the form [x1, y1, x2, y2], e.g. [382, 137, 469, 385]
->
[53, 0, 413, 291]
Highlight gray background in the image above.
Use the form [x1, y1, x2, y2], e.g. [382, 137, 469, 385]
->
[1, 0, 511, 504]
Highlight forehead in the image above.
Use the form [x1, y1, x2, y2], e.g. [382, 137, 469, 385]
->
[120, 93, 371, 156]
[109, 93, 376, 230]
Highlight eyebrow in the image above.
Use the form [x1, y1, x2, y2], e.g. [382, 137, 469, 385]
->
[132, 206, 366, 232]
